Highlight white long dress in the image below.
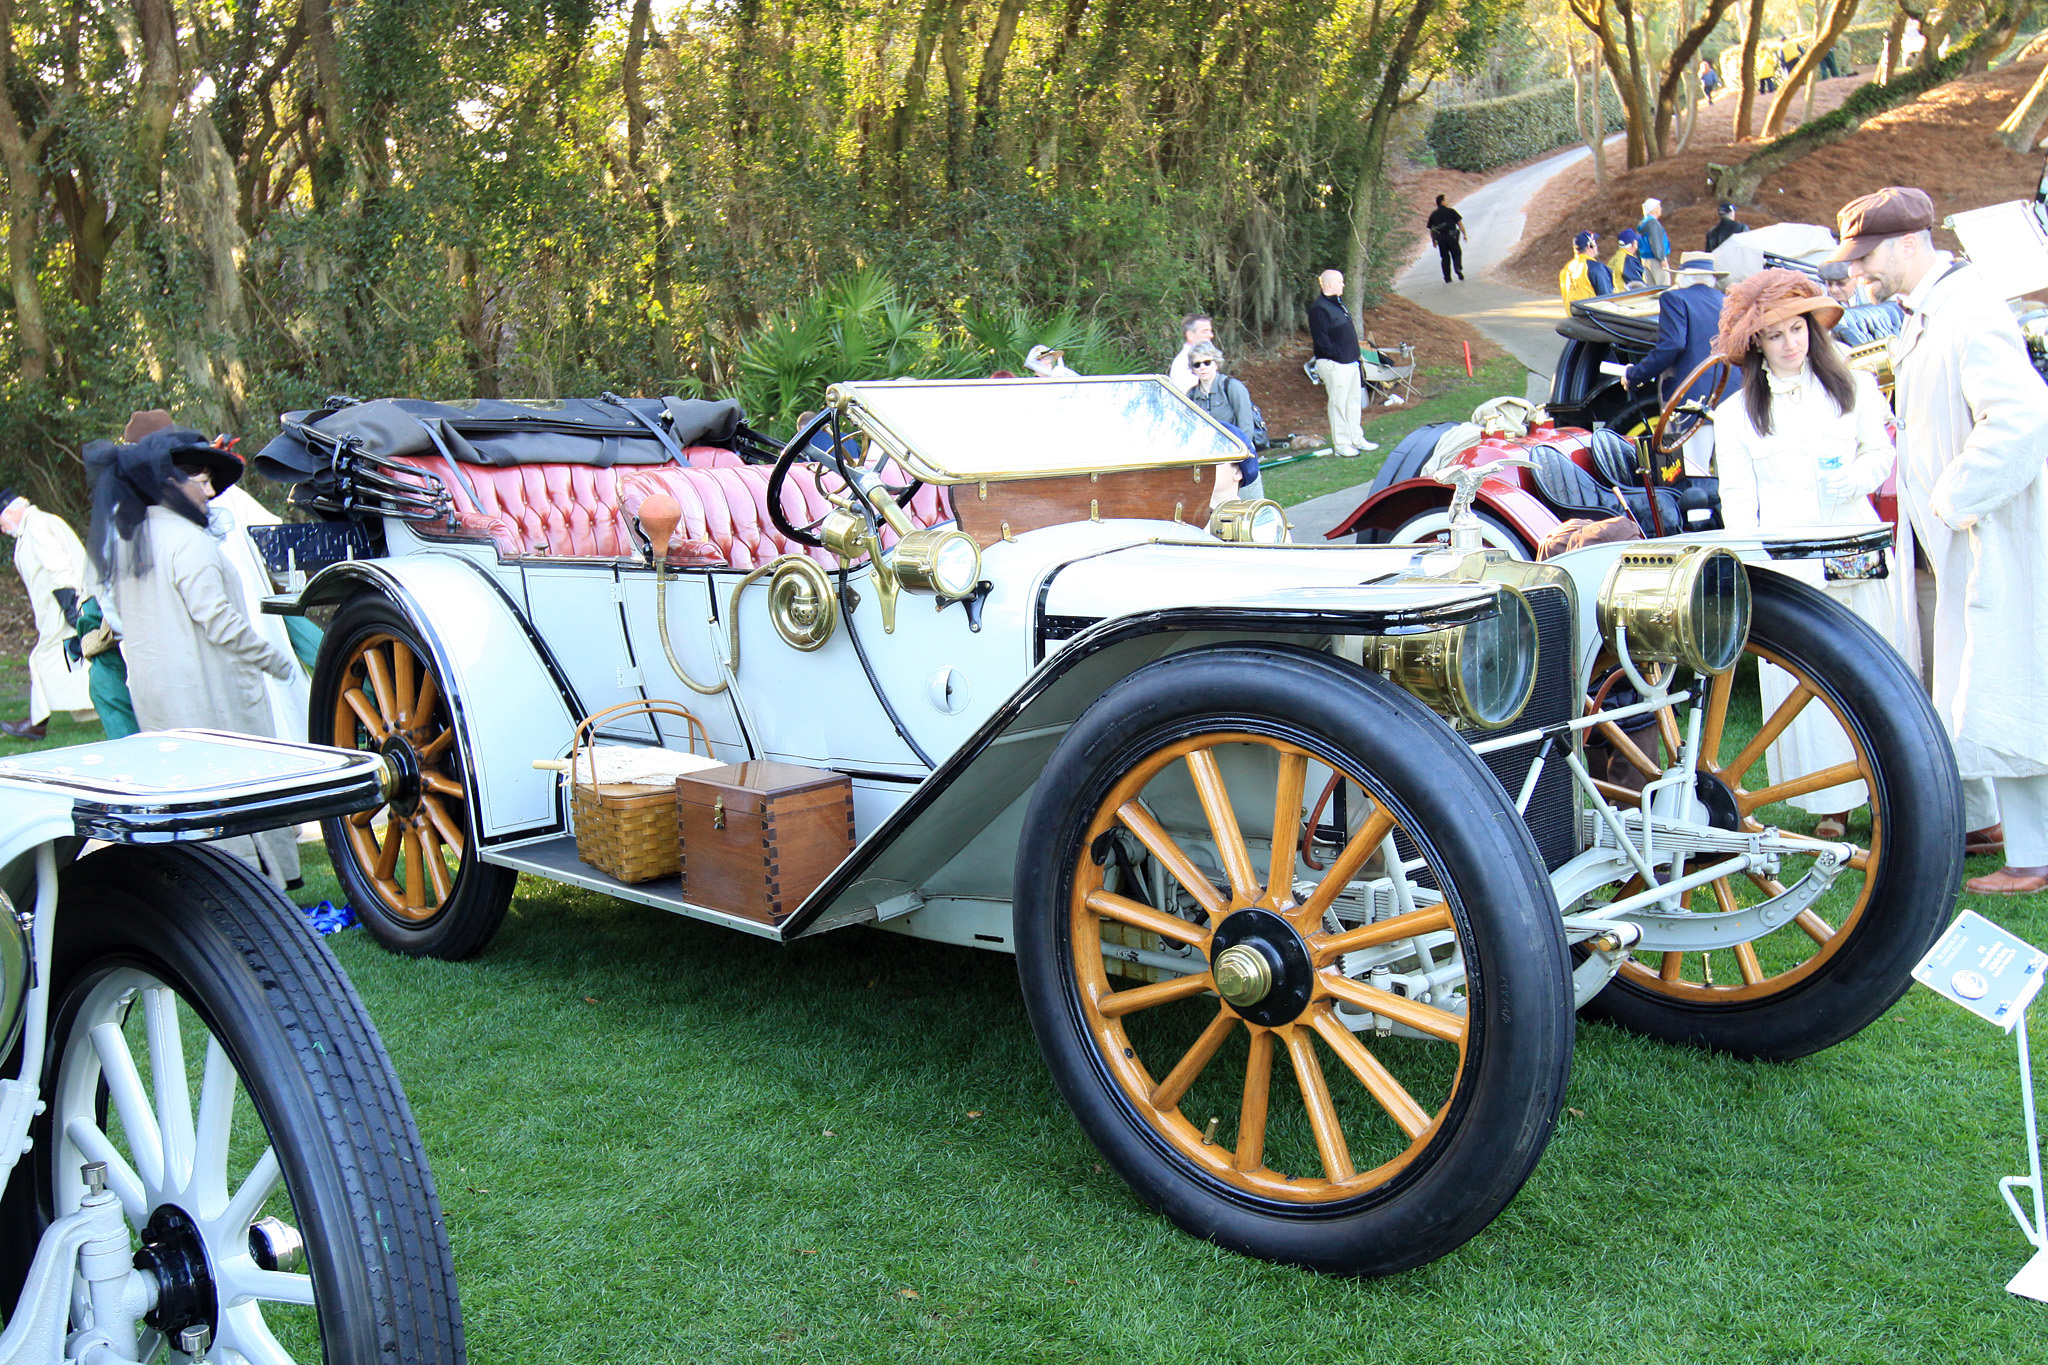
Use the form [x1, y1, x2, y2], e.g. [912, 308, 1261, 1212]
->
[1713, 366, 1899, 815]
[10, 507, 95, 723]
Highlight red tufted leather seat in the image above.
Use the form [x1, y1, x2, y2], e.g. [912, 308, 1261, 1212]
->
[404, 446, 952, 569]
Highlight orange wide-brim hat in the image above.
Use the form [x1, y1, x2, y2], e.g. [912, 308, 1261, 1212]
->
[1714, 268, 1844, 360]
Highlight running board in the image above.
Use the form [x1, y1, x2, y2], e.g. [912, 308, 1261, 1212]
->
[480, 835, 876, 941]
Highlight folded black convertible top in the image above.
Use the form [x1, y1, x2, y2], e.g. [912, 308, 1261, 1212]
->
[254, 394, 747, 487]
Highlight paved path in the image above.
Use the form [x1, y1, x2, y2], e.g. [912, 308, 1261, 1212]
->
[1287, 140, 1606, 538]
[1398, 141, 1616, 402]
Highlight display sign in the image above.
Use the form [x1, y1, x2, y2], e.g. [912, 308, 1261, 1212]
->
[1912, 909, 2048, 1033]
[1913, 911, 2048, 1302]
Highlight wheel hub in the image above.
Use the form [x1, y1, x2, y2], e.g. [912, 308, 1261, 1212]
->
[379, 734, 424, 817]
[133, 1202, 218, 1341]
[1212, 945, 1274, 1007]
[1209, 909, 1313, 1026]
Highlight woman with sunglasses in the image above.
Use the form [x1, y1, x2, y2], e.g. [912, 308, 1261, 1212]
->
[1183, 340, 1268, 502]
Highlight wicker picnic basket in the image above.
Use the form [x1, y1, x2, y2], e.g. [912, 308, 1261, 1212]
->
[564, 700, 712, 884]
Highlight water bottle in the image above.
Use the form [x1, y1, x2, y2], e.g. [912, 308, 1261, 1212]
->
[1817, 447, 1843, 502]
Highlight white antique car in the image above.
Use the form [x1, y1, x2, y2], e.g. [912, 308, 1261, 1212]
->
[253, 376, 1960, 1276]
[0, 731, 461, 1363]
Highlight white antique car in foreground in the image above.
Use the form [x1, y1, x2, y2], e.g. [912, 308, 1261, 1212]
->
[0, 732, 461, 1363]
[253, 376, 1960, 1276]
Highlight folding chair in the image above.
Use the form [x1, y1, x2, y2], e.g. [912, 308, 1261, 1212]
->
[1362, 343, 1417, 407]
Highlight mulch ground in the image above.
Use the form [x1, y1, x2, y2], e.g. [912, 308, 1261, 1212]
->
[0, 590, 31, 659]
[1497, 56, 2048, 294]
[1233, 294, 1503, 444]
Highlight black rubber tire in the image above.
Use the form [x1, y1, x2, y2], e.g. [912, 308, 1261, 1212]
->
[1013, 644, 1575, 1276]
[1582, 571, 1963, 1060]
[310, 595, 515, 960]
[0, 844, 463, 1362]
[1377, 506, 1534, 558]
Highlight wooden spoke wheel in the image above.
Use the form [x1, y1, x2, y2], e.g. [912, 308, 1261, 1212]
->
[310, 596, 516, 960]
[1015, 645, 1573, 1276]
[1582, 571, 1962, 1060]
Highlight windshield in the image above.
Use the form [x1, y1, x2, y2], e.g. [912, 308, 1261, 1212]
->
[835, 376, 1248, 483]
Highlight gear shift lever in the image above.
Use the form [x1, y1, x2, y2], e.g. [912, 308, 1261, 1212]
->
[638, 494, 681, 564]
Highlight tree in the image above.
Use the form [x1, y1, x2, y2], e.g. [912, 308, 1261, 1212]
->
[1567, 0, 1739, 165]
[1715, 8, 2022, 201]
[1762, 0, 1867, 138]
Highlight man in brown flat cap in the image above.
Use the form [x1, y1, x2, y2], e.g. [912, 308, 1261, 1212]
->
[1835, 186, 2048, 894]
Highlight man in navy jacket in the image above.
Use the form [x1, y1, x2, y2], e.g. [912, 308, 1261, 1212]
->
[1624, 253, 1730, 406]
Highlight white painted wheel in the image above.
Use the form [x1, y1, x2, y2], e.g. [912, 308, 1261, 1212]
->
[1, 845, 463, 1362]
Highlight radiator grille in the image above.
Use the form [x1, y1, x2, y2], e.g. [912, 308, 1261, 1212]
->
[1478, 582, 1578, 871]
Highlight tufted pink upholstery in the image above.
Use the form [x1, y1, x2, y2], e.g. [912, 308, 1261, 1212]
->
[405, 445, 952, 569]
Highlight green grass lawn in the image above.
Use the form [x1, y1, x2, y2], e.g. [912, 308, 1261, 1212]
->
[9, 575, 2048, 1362]
[1263, 355, 1526, 509]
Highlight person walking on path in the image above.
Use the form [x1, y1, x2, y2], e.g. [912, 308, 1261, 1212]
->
[83, 424, 303, 889]
[1169, 313, 1213, 390]
[1700, 59, 1721, 103]
[1706, 202, 1748, 253]
[0, 488, 96, 739]
[1609, 229, 1646, 289]
[1309, 270, 1377, 456]
[1427, 194, 1467, 283]
[1712, 269, 1900, 843]
[1638, 199, 1672, 287]
[1184, 341, 1268, 502]
[1835, 185, 2048, 894]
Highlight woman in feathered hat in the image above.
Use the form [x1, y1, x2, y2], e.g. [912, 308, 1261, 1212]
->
[1712, 267, 1900, 843]
[83, 422, 303, 889]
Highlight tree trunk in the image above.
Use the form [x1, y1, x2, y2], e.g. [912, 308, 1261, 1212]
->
[973, 0, 1027, 135]
[939, 1, 970, 191]
[1343, 0, 1440, 319]
[1881, 6, 1907, 80]
[1571, 44, 1608, 184]
[302, 0, 350, 211]
[0, 0, 53, 383]
[1764, 0, 1862, 138]
[1650, 0, 1740, 157]
[1736, 0, 1767, 138]
[624, 0, 677, 381]
[1999, 59, 2048, 149]
[1569, 0, 1653, 166]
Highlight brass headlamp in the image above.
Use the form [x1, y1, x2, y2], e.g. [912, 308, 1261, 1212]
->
[1209, 498, 1289, 545]
[1361, 584, 1538, 730]
[1598, 545, 1750, 674]
[890, 527, 983, 599]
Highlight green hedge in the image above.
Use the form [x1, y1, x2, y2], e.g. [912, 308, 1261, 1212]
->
[1427, 78, 1626, 173]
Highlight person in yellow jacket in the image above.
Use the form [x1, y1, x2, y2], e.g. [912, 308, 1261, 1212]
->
[1559, 230, 1611, 310]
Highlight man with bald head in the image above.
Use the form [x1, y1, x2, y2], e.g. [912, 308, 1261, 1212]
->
[1309, 269, 1375, 456]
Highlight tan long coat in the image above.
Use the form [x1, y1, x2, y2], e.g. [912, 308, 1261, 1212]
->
[10, 507, 94, 723]
[114, 504, 301, 885]
[1889, 255, 2048, 782]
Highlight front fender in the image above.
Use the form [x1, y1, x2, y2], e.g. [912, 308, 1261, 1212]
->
[784, 585, 1502, 938]
[295, 555, 580, 843]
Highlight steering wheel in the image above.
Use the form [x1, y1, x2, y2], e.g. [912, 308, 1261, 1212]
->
[766, 411, 841, 548]
[1652, 354, 1734, 457]
[765, 409, 926, 549]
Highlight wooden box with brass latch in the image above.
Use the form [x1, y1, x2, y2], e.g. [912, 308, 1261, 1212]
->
[675, 761, 854, 923]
